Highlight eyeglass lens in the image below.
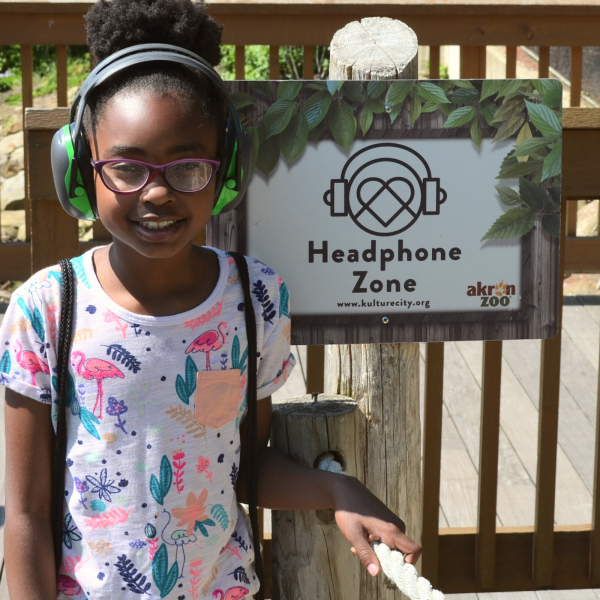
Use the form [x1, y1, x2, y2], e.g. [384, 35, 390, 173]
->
[101, 161, 213, 193]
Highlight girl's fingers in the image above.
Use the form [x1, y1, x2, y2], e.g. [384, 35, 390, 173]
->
[389, 531, 422, 564]
[348, 534, 381, 576]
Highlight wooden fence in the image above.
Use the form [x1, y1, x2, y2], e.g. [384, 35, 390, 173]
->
[2, 0, 600, 594]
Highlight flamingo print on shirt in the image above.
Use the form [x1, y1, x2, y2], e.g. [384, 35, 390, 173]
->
[14, 340, 49, 386]
[212, 586, 250, 600]
[71, 351, 125, 419]
[185, 322, 229, 371]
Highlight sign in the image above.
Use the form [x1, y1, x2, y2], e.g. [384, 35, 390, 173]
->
[214, 79, 562, 344]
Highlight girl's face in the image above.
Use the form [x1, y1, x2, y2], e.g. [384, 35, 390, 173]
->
[91, 90, 219, 260]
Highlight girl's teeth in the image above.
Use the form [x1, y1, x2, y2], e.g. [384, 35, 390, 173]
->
[139, 221, 176, 230]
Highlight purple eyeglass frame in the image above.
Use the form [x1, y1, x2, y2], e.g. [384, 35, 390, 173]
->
[90, 157, 221, 194]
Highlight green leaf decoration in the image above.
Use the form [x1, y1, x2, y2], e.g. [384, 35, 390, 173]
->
[417, 82, 449, 104]
[230, 92, 257, 110]
[481, 80, 503, 101]
[496, 159, 541, 180]
[515, 122, 532, 162]
[534, 79, 562, 95]
[329, 99, 356, 152]
[525, 100, 562, 137]
[496, 186, 522, 206]
[231, 335, 240, 370]
[542, 139, 562, 181]
[519, 177, 549, 211]
[342, 81, 366, 103]
[493, 97, 525, 123]
[185, 355, 197, 396]
[152, 543, 179, 598]
[195, 521, 209, 537]
[248, 126, 260, 174]
[281, 112, 309, 162]
[327, 81, 344, 95]
[150, 474, 163, 505]
[470, 117, 483, 148]
[17, 297, 45, 343]
[420, 101, 440, 114]
[264, 99, 296, 138]
[443, 106, 476, 128]
[542, 213, 561, 237]
[367, 81, 387, 98]
[71, 397, 80, 416]
[162, 562, 179, 599]
[256, 135, 281, 179]
[481, 207, 534, 241]
[449, 87, 480, 104]
[79, 407, 100, 440]
[480, 100, 499, 126]
[548, 186, 561, 210]
[239, 345, 248, 376]
[359, 107, 373, 136]
[249, 81, 273, 98]
[160, 455, 173, 498]
[497, 79, 523, 99]
[304, 82, 328, 91]
[367, 97, 385, 114]
[277, 81, 302, 101]
[514, 137, 551, 157]
[453, 80, 476, 89]
[385, 81, 414, 107]
[493, 114, 525, 143]
[542, 88, 562, 109]
[0, 350, 10, 374]
[52, 371, 76, 408]
[301, 91, 332, 131]
[211, 504, 230, 530]
[175, 374, 188, 405]
[388, 104, 403, 124]
[409, 95, 422, 125]
[279, 282, 290, 317]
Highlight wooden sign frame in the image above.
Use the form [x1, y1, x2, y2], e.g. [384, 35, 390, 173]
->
[208, 79, 562, 344]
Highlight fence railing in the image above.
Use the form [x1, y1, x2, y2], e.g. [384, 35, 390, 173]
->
[2, 0, 600, 595]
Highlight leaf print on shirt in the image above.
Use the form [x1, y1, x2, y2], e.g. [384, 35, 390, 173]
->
[150, 455, 174, 506]
[0, 350, 11, 384]
[185, 322, 229, 371]
[210, 504, 230, 531]
[51, 374, 101, 439]
[176, 355, 198, 405]
[115, 555, 152, 595]
[165, 405, 207, 442]
[230, 463, 239, 489]
[17, 296, 45, 343]
[86, 468, 121, 502]
[103, 309, 129, 339]
[189, 559, 203, 600]
[184, 301, 223, 331]
[71, 255, 91, 289]
[172, 449, 186, 494]
[63, 513, 82, 549]
[252, 280, 276, 324]
[103, 344, 141, 374]
[279, 282, 290, 317]
[228, 566, 251, 585]
[83, 507, 132, 529]
[231, 336, 248, 375]
[106, 396, 128, 434]
[171, 490, 215, 537]
[152, 543, 179, 599]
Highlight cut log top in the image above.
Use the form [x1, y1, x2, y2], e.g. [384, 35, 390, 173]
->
[272, 394, 357, 417]
[329, 17, 418, 80]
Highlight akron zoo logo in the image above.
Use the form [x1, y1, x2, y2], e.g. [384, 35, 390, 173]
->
[467, 281, 516, 307]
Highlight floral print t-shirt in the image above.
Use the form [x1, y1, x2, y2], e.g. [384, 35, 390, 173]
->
[0, 247, 294, 600]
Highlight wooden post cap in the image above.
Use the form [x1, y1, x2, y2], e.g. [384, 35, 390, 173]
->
[329, 17, 418, 80]
[272, 393, 357, 417]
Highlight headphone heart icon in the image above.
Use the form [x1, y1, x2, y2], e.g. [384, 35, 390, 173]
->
[355, 177, 416, 228]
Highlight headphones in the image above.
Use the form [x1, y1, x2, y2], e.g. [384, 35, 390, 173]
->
[51, 43, 252, 220]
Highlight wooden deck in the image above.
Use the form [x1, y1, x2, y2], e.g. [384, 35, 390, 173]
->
[1, 297, 599, 598]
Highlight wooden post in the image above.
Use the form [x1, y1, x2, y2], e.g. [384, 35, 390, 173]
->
[325, 19, 422, 599]
[271, 394, 362, 600]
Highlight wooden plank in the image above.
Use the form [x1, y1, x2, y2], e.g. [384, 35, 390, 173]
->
[566, 202, 578, 237]
[0, 244, 31, 280]
[27, 129, 62, 200]
[476, 341, 502, 589]
[92, 220, 111, 241]
[506, 46, 517, 78]
[303, 45, 314, 79]
[429, 45, 440, 79]
[24, 107, 70, 129]
[21, 45, 33, 244]
[460, 46, 486, 78]
[539, 46, 550, 78]
[570, 47, 583, 108]
[565, 238, 600, 273]
[56, 44, 68, 106]
[563, 107, 600, 129]
[422, 342, 444, 584]
[235, 45, 245, 79]
[305, 345, 324, 394]
[269, 45, 279, 79]
[563, 130, 600, 200]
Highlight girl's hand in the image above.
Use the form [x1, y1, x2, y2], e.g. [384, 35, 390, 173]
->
[332, 475, 421, 576]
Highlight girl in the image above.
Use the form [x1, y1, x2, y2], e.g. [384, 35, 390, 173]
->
[1, 1, 421, 598]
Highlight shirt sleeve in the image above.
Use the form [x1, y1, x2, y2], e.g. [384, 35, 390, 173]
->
[0, 273, 61, 404]
[252, 272, 295, 400]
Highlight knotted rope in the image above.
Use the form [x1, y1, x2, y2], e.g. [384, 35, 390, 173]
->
[317, 453, 444, 600]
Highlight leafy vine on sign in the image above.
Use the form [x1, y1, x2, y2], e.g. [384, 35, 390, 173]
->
[231, 78, 562, 241]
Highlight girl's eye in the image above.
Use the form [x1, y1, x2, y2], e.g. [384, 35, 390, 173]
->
[110, 162, 146, 176]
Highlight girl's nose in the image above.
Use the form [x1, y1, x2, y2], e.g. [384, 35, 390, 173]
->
[139, 173, 175, 205]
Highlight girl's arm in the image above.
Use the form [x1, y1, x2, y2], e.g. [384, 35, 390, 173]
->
[236, 395, 421, 575]
[4, 388, 57, 600]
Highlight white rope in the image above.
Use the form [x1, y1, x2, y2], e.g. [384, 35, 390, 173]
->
[317, 453, 444, 600]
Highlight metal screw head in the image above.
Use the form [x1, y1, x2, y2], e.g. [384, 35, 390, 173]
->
[312, 392, 319, 403]
[384, 105, 392, 113]
[382, 316, 390, 324]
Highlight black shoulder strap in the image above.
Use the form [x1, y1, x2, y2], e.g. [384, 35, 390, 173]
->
[52, 258, 76, 573]
[229, 252, 264, 600]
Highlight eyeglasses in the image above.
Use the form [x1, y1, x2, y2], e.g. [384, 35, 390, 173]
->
[90, 158, 220, 194]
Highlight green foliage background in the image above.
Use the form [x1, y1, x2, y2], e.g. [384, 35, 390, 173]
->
[233, 78, 562, 241]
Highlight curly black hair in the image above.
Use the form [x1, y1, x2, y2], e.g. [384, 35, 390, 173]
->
[82, 0, 227, 150]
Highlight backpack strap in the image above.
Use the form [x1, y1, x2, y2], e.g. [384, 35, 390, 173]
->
[229, 251, 264, 600]
[52, 258, 76, 573]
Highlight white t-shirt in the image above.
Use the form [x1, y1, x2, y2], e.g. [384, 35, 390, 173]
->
[0, 247, 295, 600]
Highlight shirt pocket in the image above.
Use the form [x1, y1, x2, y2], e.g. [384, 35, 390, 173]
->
[194, 369, 241, 428]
